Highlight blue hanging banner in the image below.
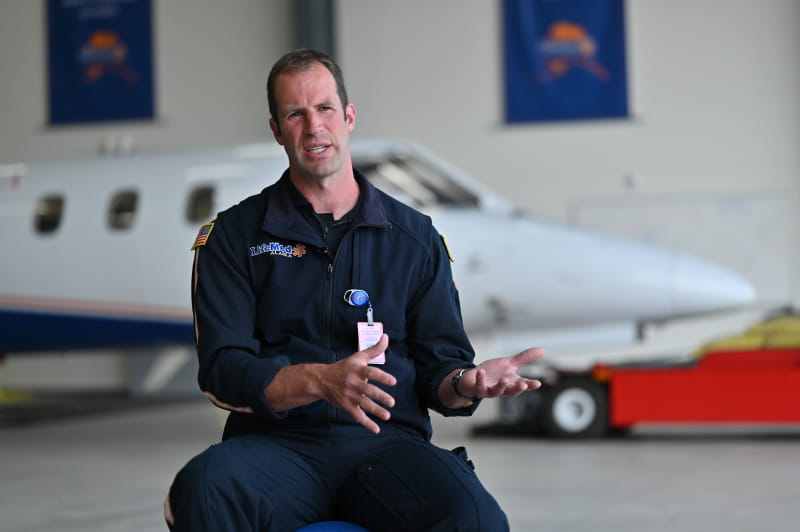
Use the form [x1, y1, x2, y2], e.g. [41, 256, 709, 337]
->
[47, 0, 155, 125]
[503, 0, 628, 123]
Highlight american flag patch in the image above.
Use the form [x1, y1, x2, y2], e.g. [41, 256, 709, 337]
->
[191, 222, 215, 250]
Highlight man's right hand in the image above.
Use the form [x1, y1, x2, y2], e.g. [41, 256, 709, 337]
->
[263, 334, 396, 434]
[315, 334, 396, 434]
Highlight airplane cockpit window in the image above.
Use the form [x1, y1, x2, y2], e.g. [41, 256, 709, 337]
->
[108, 189, 138, 230]
[34, 195, 64, 234]
[186, 186, 214, 223]
[355, 153, 479, 209]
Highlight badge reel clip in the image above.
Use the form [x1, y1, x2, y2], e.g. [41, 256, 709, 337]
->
[344, 289, 385, 364]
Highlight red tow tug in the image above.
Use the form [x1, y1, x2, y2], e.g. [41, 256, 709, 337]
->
[476, 310, 800, 438]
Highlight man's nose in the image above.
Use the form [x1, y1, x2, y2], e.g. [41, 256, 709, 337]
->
[304, 112, 323, 133]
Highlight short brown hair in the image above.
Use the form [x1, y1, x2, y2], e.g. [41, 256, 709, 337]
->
[267, 49, 349, 126]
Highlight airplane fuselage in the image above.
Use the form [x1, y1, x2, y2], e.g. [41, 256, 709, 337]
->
[0, 141, 756, 354]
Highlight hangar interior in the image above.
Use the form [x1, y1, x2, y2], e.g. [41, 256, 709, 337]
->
[2, 0, 798, 390]
[1, 1, 800, 531]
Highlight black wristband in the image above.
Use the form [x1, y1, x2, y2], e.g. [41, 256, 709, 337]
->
[451, 368, 480, 402]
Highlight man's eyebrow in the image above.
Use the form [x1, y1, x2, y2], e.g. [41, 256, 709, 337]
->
[282, 100, 338, 114]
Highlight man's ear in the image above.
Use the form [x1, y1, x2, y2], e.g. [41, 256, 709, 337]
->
[345, 103, 356, 132]
[269, 118, 283, 145]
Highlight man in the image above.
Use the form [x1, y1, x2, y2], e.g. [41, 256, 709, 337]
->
[166, 49, 542, 531]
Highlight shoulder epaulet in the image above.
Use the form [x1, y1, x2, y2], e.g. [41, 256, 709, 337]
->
[440, 234, 455, 263]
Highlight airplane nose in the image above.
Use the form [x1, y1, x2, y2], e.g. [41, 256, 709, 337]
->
[671, 253, 756, 315]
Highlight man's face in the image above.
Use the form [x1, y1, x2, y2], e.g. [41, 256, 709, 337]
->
[269, 63, 356, 184]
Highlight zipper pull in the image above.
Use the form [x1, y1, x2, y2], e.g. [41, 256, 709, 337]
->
[327, 263, 333, 279]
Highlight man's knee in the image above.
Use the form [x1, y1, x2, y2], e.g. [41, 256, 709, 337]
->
[167, 437, 333, 531]
[167, 444, 276, 531]
[166, 449, 215, 530]
[334, 445, 509, 531]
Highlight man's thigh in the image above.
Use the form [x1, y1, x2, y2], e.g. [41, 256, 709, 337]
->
[168, 433, 334, 532]
[334, 431, 509, 532]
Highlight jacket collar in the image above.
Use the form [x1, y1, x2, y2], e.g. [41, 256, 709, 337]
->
[261, 167, 391, 243]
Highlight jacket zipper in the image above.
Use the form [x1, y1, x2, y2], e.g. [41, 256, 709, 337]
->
[323, 220, 375, 425]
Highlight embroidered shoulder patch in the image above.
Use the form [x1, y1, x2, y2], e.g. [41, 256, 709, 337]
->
[440, 234, 455, 263]
[191, 222, 215, 250]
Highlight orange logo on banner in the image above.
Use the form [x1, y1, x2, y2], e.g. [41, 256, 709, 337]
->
[80, 29, 138, 85]
[539, 21, 610, 82]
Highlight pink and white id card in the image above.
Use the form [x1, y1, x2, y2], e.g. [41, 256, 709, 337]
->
[357, 321, 385, 364]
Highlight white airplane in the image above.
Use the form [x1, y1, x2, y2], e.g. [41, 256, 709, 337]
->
[0, 140, 756, 368]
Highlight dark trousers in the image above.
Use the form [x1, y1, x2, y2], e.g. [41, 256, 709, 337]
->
[165, 423, 509, 532]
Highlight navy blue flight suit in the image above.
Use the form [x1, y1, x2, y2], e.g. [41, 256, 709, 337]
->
[166, 169, 509, 531]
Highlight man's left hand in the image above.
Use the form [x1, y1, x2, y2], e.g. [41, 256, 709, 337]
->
[441, 348, 544, 408]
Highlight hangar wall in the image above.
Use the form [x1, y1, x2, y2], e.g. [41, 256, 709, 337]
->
[340, 0, 800, 219]
[0, 0, 293, 161]
[339, 0, 800, 301]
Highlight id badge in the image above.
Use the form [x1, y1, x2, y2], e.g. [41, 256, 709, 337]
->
[358, 321, 385, 364]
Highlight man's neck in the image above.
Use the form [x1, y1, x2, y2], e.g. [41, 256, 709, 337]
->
[290, 170, 360, 220]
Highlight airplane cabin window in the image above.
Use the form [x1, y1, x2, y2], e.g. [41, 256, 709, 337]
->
[34, 195, 65, 234]
[186, 186, 214, 223]
[356, 154, 479, 209]
[108, 190, 138, 230]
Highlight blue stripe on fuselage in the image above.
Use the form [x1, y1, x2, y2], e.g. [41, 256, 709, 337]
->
[0, 309, 194, 353]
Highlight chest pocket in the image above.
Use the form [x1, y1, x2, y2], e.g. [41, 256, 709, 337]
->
[250, 243, 328, 338]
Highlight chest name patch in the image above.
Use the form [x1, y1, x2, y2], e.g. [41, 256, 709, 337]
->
[250, 242, 307, 258]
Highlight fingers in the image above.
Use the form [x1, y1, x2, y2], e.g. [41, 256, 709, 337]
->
[352, 334, 389, 362]
[472, 367, 542, 399]
[476, 369, 513, 397]
[329, 334, 396, 433]
[351, 408, 382, 434]
[362, 365, 397, 388]
[474, 369, 514, 397]
[359, 378, 396, 410]
[511, 347, 544, 367]
[499, 378, 541, 396]
[337, 364, 395, 411]
[524, 378, 542, 391]
[350, 334, 396, 387]
[343, 381, 394, 434]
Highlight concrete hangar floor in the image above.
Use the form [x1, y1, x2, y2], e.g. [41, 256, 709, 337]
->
[1, 398, 798, 532]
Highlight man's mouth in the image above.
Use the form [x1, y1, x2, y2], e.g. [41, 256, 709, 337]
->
[306, 145, 329, 154]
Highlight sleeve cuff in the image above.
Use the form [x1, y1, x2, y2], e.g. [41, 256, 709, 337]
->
[245, 355, 292, 419]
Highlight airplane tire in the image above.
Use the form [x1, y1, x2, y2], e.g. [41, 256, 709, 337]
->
[542, 379, 609, 438]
